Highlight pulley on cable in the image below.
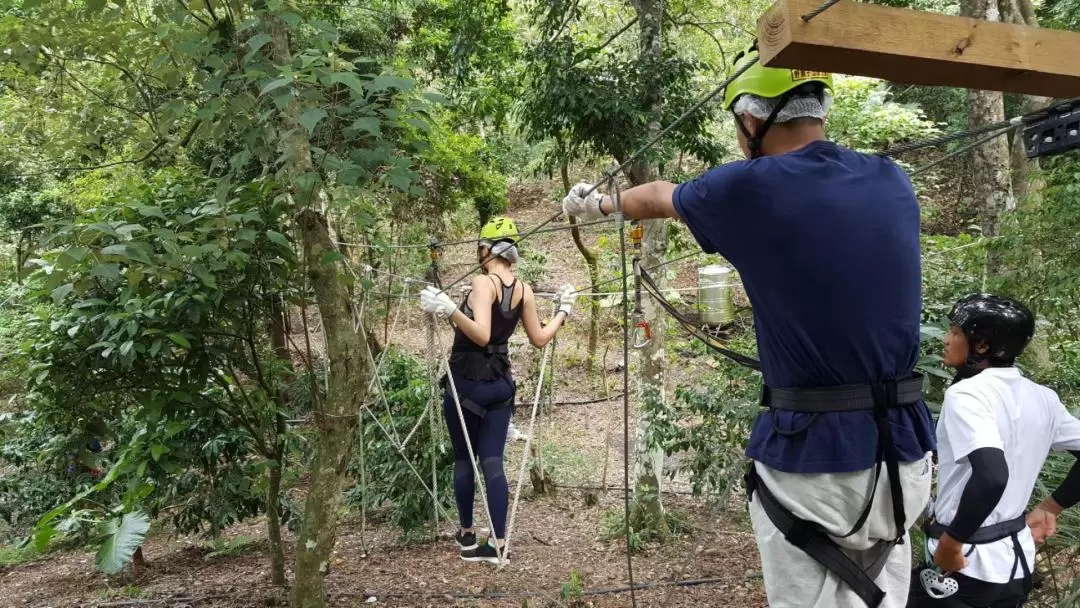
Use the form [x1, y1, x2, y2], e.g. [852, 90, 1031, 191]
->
[629, 221, 651, 350]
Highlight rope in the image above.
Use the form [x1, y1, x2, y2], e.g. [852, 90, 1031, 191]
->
[640, 267, 761, 370]
[334, 217, 620, 251]
[504, 300, 558, 559]
[435, 322, 507, 564]
[909, 126, 1019, 176]
[879, 117, 1023, 158]
[613, 175, 639, 608]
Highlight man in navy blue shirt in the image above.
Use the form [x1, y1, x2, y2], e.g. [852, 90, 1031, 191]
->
[561, 47, 936, 608]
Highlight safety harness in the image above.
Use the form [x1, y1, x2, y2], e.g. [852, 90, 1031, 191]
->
[920, 513, 1033, 601]
[443, 277, 521, 418]
[745, 374, 926, 608]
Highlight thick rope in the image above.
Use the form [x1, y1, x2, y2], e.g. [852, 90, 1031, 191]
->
[613, 173, 639, 608]
[348, 271, 452, 523]
[435, 322, 506, 564]
[503, 300, 557, 560]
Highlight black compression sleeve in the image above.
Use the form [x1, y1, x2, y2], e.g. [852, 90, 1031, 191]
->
[1051, 451, 1080, 510]
[946, 447, 1009, 542]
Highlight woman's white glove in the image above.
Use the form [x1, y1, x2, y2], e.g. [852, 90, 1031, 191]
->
[557, 284, 577, 316]
[561, 182, 607, 220]
[420, 285, 457, 316]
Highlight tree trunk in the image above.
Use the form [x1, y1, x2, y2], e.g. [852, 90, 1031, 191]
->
[999, 0, 1046, 207]
[628, 0, 668, 539]
[560, 158, 601, 373]
[266, 457, 286, 586]
[269, 21, 369, 608]
[290, 209, 367, 608]
[267, 295, 291, 587]
[961, 0, 1014, 276]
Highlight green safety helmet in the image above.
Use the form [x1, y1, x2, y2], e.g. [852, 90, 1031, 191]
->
[722, 46, 834, 111]
[722, 44, 834, 158]
[479, 216, 520, 245]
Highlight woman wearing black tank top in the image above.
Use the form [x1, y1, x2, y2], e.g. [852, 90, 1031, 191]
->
[419, 216, 576, 564]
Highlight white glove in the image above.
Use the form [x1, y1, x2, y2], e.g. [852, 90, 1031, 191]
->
[557, 284, 577, 316]
[561, 182, 607, 220]
[419, 286, 457, 316]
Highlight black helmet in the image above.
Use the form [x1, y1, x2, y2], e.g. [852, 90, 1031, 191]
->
[948, 294, 1035, 365]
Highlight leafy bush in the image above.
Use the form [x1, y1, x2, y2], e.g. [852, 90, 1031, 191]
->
[827, 77, 941, 152]
[646, 332, 761, 502]
[347, 349, 453, 542]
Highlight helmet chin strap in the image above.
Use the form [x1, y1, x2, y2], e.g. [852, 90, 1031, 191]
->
[733, 89, 797, 159]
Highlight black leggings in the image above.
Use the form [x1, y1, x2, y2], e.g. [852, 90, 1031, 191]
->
[443, 375, 514, 539]
[907, 569, 1030, 608]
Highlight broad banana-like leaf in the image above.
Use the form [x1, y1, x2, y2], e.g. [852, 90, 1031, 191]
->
[96, 511, 150, 575]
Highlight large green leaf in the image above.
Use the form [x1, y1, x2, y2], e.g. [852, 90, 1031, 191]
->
[96, 511, 151, 575]
[299, 108, 328, 135]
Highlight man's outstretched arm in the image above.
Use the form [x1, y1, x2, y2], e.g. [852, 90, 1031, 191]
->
[564, 181, 679, 221]
[596, 181, 679, 219]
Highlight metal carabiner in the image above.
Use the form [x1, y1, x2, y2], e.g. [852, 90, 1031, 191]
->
[633, 320, 651, 349]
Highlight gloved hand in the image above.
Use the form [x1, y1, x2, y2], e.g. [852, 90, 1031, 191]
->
[561, 182, 607, 220]
[557, 284, 577, 316]
[420, 286, 457, 317]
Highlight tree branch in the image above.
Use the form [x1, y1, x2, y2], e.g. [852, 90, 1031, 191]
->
[176, 0, 211, 26]
[47, 55, 158, 132]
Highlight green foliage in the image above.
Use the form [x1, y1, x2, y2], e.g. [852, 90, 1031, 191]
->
[827, 77, 942, 152]
[408, 0, 521, 127]
[517, 247, 549, 286]
[997, 152, 1080, 326]
[347, 349, 453, 542]
[599, 504, 690, 554]
[0, 543, 38, 567]
[518, 2, 725, 176]
[9, 171, 301, 560]
[96, 510, 150, 575]
[203, 535, 258, 560]
[560, 569, 585, 603]
[646, 332, 761, 501]
[421, 127, 509, 224]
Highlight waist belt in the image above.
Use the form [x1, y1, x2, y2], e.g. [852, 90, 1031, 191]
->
[761, 374, 925, 412]
[923, 515, 1027, 544]
[457, 342, 510, 355]
[747, 465, 894, 608]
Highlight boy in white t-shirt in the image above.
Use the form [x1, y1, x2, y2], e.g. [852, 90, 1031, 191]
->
[910, 294, 1080, 607]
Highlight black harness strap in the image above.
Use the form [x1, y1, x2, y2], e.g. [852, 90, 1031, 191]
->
[747, 465, 888, 608]
[923, 514, 1032, 595]
[923, 514, 1026, 544]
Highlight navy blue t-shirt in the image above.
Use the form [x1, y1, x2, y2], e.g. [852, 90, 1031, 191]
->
[673, 140, 936, 474]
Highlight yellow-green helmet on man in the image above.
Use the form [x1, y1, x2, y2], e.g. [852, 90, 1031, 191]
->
[722, 46, 834, 111]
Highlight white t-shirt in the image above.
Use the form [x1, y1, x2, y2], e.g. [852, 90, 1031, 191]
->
[929, 367, 1080, 583]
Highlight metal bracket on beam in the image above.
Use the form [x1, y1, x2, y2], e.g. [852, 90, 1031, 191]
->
[1023, 99, 1080, 159]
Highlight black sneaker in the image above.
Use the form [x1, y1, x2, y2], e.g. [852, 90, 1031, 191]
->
[454, 529, 477, 551]
[461, 540, 510, 565]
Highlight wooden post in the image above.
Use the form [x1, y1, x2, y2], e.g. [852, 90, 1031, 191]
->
[756, 0, 1080, 98]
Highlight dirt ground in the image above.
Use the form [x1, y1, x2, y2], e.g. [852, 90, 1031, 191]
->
[0, 184, 768, 607]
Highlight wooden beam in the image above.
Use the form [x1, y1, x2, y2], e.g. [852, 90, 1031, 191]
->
[756, 0, 1080, 98]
